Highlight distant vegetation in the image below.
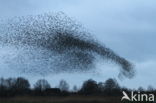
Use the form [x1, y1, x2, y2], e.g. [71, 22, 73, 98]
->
[0, 77, 155, 97]
[0, 77, 155, 103]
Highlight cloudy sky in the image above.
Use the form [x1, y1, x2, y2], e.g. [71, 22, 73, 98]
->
[0, 0, 156, 89]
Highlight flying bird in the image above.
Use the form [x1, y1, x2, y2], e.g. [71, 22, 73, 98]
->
[0, 12, 135, 78]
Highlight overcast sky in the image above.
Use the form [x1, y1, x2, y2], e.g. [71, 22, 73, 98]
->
[0, 0, 156, 89]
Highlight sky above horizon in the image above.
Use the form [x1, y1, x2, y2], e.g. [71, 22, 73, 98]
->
[0, 0, 156, 89]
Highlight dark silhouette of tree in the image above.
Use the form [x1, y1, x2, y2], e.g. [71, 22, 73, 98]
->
[12, 77, 30, 95]
[34, 79, 51, 91]
[58, 80, 69, 91]
[80, 79, 98, 95]
[147, 85, 154, 92]
[0, 78, 8, 96]
[0, 77, 30, 96]
[14, 77, 30, 90]
[0, 78, 5, 88]
[0, 78, 7, 89]
[1, 76, 156, 98]
[104, 78, 119, 90]
[138, 86, 144, 92]
[73, 85, 78, 92]
[5, 78, 16, 90]
[97, 82, 105, 93]
[104, 78, 120, 96]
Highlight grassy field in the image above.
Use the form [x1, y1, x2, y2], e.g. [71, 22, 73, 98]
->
[0, 96, 121, 103]
[0, 96, 154, 103]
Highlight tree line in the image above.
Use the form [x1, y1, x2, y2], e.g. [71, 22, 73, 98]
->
[0, 77, 155, 97]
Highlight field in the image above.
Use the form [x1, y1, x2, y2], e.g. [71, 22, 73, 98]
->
[0, 96, 154, 103]
[0, 96, 122, 103]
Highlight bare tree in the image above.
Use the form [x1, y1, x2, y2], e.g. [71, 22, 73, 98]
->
[58, 80, 69, 91]
[14, 77, 30, 90]
[80, 79, 98, 94]
[34, 79, 51, 91]
[104, 78, 119, 90]
[147, 85, 154, 92]
[73, 85, 78, 92]
[138, 86, 144, 92]
[5, 78, 16, 90]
